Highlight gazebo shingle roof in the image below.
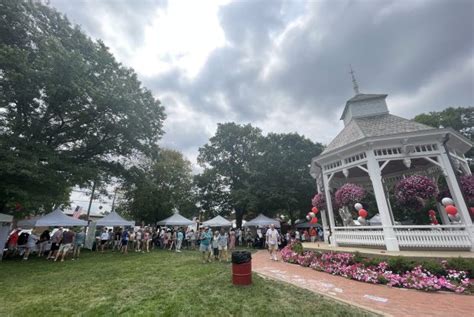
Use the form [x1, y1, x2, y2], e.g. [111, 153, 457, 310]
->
[322, 114, 434, 154]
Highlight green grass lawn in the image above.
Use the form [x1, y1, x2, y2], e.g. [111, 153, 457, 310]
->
[0, 249, 374, 316]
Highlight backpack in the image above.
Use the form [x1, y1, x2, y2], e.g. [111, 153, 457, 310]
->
[18, 232, 29, 245]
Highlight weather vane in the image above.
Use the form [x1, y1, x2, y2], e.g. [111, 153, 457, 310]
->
[349, 65, 360, 95]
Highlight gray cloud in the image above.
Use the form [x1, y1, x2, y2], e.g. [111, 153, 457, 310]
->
[48, 0, 474, 166]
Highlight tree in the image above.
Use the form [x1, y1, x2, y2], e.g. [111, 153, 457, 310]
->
[198, 124, 324, 226]
[198, 123, 263, 227]
[194, 169, 232, 220]
[414, 107, 473, 159]
[250, 133, 324, 223]
[121, 149, 195, 224]
[0, 1, 165, 216]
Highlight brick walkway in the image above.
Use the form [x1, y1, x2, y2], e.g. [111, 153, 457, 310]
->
[252, 250, 474, 317]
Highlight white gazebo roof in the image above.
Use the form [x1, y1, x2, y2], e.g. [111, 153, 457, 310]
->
[243, 214, 280, 228]
[96, 211, 134, 227]
[202, 215, 232, 227]
[322, 113, 434, 155]
[157, 213, 194, 226]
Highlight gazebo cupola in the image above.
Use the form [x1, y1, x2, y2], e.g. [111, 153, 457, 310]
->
[310, 74, 473, 252]
[340, 93, 389, 126]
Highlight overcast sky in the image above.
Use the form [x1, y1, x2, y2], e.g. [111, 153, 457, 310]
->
[50, 0, 474, 169]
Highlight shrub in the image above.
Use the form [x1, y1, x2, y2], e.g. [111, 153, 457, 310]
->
[447, 257, 474, 276]
[291, 242, 304, 254]
[387, 256, 413, 274]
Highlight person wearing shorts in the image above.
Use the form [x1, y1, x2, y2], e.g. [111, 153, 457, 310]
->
[121, 230, 129, 254]
[199, 227, 212, 263]
[73, 228, 86, 260]
[55, 229, 75, 262]
[47, 227, 63, 260]
[217, 229, 228, 262]
[38, 229, 50, 257]
[100, 229, 109, 253]
[266, 224, 280, 261]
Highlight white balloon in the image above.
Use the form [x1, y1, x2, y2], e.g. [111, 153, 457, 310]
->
[441, 197, 454, 206]
[309, 212, 315, 218]
[306, 215, 311, 221]
[357, 216, 367, 225]
[354, 203, 363, 211]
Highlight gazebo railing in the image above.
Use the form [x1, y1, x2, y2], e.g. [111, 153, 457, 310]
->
[333, 225, 472, 250]
[333, 226, 385, 247]
[393, 225, 471, 249]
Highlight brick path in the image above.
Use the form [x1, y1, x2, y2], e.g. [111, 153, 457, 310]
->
[252, 250, 474, 317]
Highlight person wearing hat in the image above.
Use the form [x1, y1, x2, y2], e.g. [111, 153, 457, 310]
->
[199, 227, 212, 263]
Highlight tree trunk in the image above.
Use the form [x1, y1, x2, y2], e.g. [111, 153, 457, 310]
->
[235, 207, 245, 228]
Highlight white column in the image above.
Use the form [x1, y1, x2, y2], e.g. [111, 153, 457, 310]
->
[437, 203, 450, 225]
[317, 180, 329, 244]
[366, 150, 400, 251]
[438, 147, 474, 251]
[323, 173, 338, 247]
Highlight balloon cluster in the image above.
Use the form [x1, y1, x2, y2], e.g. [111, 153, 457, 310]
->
[441, 197, 460, 222]
[354, 203, 368, 225]
[306, 207, 319, 224]
[428, 209, 439, 225]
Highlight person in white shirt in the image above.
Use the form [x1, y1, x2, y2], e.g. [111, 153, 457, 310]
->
[265, 224, 280, 261]
[100, 229, 109, 253]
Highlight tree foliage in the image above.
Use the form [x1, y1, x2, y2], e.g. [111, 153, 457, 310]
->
[0, 1, 165, 216]
[193, 169, 231, 219]
[198, 123, 262, 226]
[197, 123, 324, 226]
[414, 107, 473, 159]
[250, 133, 324, 223]
[121, 149, 195, 224]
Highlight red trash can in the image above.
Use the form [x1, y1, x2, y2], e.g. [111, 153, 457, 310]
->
[232, 251, 252, 285]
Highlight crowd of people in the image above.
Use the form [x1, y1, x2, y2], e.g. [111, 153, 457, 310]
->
[4, 227, 86, 262]
[3, 224, 324, 263]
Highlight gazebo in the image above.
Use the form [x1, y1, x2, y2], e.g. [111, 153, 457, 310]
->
[310, 87, 473, 252]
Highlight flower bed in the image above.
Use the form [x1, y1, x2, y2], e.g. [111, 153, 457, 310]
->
[280, 243, 473, 294]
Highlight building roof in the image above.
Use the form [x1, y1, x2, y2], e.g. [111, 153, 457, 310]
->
[340, 94, 388, 120]
[322, 114, 435, 154]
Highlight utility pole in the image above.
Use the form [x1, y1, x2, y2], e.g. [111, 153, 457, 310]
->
[86, 181, 96, 223]
[111, 188, 118, 213]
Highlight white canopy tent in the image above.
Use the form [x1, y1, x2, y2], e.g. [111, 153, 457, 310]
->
[96, 211, 135, 227]
[31, 209, 87, 227]
[157, 213, 194, 226]
[0, 213, 13, 260]
[17, 215, 42, 229]
[202, 215, 232, 227]
[243, 214, 281, 228]
[0, 213, 13, 223]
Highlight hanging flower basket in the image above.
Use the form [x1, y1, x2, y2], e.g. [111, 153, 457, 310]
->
[311, 193, 326, 210]
[394, 175, 438, 206]
[460, 175, 474, 202]
[335, 183, 366, 207]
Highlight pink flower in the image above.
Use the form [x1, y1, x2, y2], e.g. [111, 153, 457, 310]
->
[394, 175, 438, 205]
[335, 183, 366, 207]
